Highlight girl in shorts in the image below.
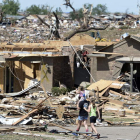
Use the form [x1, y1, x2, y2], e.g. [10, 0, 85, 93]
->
[84, 98, 100, 139]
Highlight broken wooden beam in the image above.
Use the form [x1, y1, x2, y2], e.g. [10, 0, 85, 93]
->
[12, 97, 49, 126]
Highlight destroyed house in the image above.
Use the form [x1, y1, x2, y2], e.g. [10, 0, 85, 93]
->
[0, 41, 72, 93]
[62, 34, 114, 87]
[126, 14, 140, 20]
[0, 34, 115, 93]
[91, 35, 140, 92]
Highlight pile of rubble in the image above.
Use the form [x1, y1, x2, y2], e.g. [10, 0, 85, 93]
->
[87, 79, 140, 125]
[0, 78, 139, 128]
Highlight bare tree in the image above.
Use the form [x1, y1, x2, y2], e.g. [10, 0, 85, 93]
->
[35, 0, 109, 41]
[63, 0, 109, 41]
[36, 13, 60, 40]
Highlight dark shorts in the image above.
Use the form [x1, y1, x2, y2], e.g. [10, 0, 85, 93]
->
[90, 116, 96, 123]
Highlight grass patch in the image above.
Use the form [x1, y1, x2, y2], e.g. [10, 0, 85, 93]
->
[104, 117, 134, 122]
[0, 133, 55, 140]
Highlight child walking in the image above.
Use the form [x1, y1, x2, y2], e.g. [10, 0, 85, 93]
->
[84, 98, 100, 139]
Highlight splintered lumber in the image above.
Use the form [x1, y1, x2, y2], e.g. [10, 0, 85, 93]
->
[12, 109, 38, 126]
[109, 90, 131, 100]
[12, 97, 49, 126]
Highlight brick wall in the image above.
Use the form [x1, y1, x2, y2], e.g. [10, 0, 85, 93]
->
[96, 38, 140, 81]
[62, 46, 95, 85]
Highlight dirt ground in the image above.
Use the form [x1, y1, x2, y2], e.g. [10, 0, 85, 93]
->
[86, 28, 140, 41]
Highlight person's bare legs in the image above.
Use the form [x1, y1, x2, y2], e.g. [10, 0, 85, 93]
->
[76, 120, 82, 131]
[90, 123, 98, 134]
[83, 119, 88, 132]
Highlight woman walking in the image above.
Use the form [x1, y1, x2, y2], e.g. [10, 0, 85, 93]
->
[84, 98, 100, 139]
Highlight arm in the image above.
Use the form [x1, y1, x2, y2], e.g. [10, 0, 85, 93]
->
[96, 106, 100, 119]
[84, 105, 91, 113]
[76, 88, 80, 94]
[77, 101, 80, 110]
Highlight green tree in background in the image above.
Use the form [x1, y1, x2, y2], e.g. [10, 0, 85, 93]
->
[69, 3, 109, 20]
[92, 4, 108, 15]
[2, 0, 20, 15]
[69, 8, 84, 20]
[55, 7, 63, 16]
[26, 4, 53, 15]
[26, 5, 42, 14]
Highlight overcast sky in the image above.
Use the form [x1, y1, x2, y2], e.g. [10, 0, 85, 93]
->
[0, 0, 140, 14]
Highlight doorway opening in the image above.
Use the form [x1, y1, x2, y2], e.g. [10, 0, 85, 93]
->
[74, 50, 90, 87]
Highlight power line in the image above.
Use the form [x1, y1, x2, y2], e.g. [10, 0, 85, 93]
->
[68, 40, 96, 83]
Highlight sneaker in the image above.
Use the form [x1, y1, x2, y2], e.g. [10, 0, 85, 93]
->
[72, 132, 78, 136]
[97, 133, 100, 139]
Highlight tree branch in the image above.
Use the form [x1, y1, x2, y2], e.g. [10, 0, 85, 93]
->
[36, 15, 50, 28]
[63, 0, 76, 13]
[63, 24, 109, 41]
[53, 12, 60, 29]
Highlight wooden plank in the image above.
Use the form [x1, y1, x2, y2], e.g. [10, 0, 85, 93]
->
[87, 79, 113, 91]
[92, 51, 126, 56]
[12, 109, 38, 126]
